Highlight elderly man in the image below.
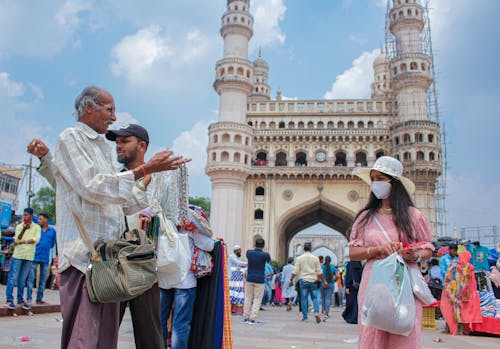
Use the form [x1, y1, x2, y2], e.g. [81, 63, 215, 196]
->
[28, 86, 188, 349]
[229, 245, 247, 314]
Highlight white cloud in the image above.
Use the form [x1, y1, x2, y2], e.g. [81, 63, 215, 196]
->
[324, 49, 379, 99]
[55, 0, 91, 29]
[171, 120, 212, 175]
[110, 25, 170, 79]
[111, 112, 140, 130]
[251, 0, 286, 50]
[0, 72, 25, 98]
[0, 1, 92, 58]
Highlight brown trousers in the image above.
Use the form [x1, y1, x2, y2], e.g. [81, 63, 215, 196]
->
[119, 283, 163, 349]
[59, 267, 120, 349]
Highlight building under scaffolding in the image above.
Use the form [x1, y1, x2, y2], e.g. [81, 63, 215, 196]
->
[384, 0, 447, 237]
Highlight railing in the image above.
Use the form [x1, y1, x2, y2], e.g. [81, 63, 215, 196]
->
[247, 99, 394, 114]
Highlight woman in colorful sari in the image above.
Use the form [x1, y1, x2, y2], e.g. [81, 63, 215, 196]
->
[440, 250, 482, 335]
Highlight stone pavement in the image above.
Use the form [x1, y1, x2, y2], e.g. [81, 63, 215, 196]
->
[0, 298, 498, 348]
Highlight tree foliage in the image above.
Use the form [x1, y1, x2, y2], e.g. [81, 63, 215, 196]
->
[31, 186, 56, 222]
[188, 196, 211, 217]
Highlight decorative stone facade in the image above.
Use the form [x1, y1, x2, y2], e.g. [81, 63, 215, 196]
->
[207, 0, 441, 263]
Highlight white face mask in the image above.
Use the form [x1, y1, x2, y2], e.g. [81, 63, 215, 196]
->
[371, 181, 391, 199]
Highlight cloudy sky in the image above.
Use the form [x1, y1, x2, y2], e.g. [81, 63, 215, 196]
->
[1, 0, 499, 233]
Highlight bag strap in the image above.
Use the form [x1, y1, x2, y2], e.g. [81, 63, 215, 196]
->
[371, 213, 392, 243]
[71, 212, 99, 262]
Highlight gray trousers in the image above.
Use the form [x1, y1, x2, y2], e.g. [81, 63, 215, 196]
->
[120, 283, 163, 349]
[59, 267, 120, 349]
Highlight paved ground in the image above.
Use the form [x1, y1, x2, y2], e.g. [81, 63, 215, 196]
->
[0, 300, 498, 348]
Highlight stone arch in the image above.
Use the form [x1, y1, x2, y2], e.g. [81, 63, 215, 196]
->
[276, 197, 355, 263]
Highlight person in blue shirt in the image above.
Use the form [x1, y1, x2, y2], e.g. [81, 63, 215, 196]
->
[320, 255, 338, 320]
[243, 238, 271, 324]
[27, 212, 57, 304]
[439, 244, 458, 280]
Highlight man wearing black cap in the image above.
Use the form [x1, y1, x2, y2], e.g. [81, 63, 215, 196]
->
[106, 124, 164, 349]
[4, 208, 41, 310]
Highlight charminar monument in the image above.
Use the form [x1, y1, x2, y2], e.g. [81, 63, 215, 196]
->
[206, 0, 443, 263]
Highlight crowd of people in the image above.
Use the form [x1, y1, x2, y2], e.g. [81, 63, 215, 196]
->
[3, 208, 57, 310]
[228, 238, 363, 326]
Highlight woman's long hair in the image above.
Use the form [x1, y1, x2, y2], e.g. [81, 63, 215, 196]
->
[351, 175, 415, 242]
[324, 255, 333, 282]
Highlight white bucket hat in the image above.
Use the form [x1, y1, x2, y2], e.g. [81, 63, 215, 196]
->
[353, 156, 415, 195]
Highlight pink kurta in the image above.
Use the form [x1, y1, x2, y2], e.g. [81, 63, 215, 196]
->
[349, 208, 434, 349]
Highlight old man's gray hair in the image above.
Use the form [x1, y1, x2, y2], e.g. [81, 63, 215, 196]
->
[74, 86, 105, 119]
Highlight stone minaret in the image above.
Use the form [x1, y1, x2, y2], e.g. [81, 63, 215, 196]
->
[248, 49, 271, 103]
[388, 0, 441, 235]
[206, 0, 254, 248]
[371, 49, 391, 100]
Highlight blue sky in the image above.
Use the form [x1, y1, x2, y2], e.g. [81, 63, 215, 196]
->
[0, 0, 499, 232]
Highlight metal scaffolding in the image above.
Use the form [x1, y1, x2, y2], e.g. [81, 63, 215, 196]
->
[384, 0, 448, 237]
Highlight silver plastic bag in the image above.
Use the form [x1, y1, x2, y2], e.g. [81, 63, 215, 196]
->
[408, 266, 436, 305]
[362, 252, 416, 336]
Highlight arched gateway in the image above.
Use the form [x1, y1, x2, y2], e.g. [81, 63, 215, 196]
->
[206, 0, 442, 261]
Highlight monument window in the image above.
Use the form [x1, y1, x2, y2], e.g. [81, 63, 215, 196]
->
[222, 133, 230, 142]
[254, 209, 264, 220]
[269, 122, 276, 129]
[275, 152, 287, 166]
[279, 121, 285, 128]
[317, 121, 324, 129]
[334, 152, 347, 166]
[228, 66, 234, 74]
[428, 134, 434, 143]
[234, 135, 242, 143]
[429, 152, 435, 161]
[415, 133, 424, 142]
[337, 121, 344, 129]
[403, 152, 411, 161]
[355, 152, 367, 167]
[307, 121, 314, 129]
[298, 121, 304, 129]
[376, 151, 385, 159]
[221, 151, 229, 161]
[234, 152, 241, 163]
[213, 135, 218, 143]
[327, 121, 334, 129]
[417, 151, 425, 160]
[295, 152, 307, 167]
[348, 121, 354, 129]
[212, 152, 216, 161]
[403, 133, 411, 144]
[358, 121, 364, 128]
[288, 122, 295, 129]
[255, 187, 265, 196]
[367, 121, 374, 128]
[395, 136, 400, 145]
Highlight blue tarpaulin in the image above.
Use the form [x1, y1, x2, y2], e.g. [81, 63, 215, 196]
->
[0, 202, 12, 228]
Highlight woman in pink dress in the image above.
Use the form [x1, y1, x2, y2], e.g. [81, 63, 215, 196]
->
[348, 156, 434, 349]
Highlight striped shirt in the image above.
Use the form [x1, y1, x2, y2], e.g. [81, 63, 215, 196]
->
[38, 122, 148, 273]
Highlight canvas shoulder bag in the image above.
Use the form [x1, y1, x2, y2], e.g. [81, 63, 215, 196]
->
[72, 212, 157, 303]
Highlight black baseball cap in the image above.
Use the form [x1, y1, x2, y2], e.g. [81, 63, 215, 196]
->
[106, 124, 149, 145]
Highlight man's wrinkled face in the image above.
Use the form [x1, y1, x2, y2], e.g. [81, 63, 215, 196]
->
[85, 91, 116, 134]
[235, 249, 241, 257]
[115, 136, 142, 167]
